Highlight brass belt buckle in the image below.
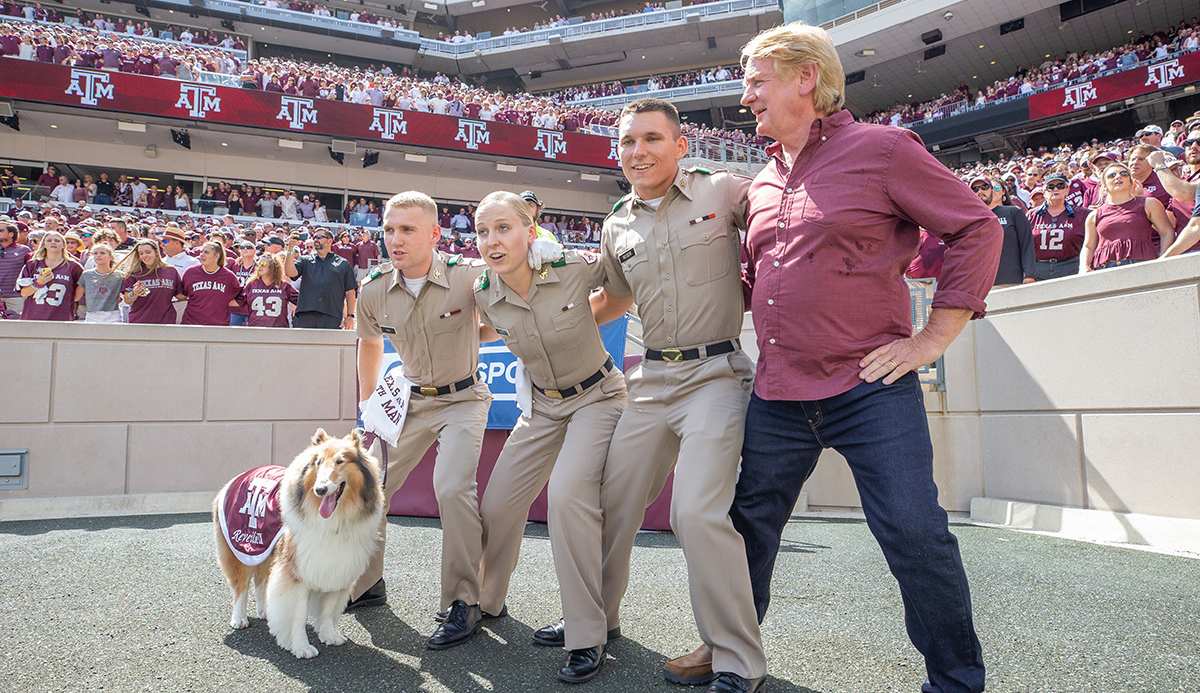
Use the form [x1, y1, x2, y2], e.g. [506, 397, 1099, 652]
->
[419, 386, 440, 397]
[544, 389, 564, 399]
[660, 349, 684, 362]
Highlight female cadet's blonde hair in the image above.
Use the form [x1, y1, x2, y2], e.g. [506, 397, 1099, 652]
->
[476, 191, 536, 230]
[740, 22, 846, 115]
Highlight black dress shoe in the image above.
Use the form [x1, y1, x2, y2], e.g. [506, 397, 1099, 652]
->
[427, 600, 482, 650]
[435, 603, 506, 623]
[532, 617, 622, 647]
[704, 672, 765, 693]
[345, 579, 387, 611]
[557, 643, 607, 683]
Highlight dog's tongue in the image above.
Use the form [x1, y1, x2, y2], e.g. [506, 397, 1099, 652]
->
[319, 493, 338, 519]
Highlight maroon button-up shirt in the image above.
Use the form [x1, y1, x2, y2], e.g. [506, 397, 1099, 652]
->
[744, 110, 1002, 401]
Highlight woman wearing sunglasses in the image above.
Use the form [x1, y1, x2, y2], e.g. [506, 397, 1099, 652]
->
[1028, 172, 1088, 280]
[1080, 163, 1175, 273]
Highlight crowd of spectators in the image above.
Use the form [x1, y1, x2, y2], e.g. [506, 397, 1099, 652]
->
[866, 19, 1200, 126]
[0, 9, 245, 78]
[0, 12, 760, 147]
[907, 115, 1200, 285]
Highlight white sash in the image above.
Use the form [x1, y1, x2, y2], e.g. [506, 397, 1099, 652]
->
[359, 368, 413, 447]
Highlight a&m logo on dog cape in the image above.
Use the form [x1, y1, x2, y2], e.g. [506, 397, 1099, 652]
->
[217, 465, 287, 565]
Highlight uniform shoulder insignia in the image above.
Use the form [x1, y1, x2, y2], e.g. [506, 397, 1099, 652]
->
[473, 270, 489, 293]
[445, 253, 463, 266]
[363, 265, 387, 284]
[688, 166, 715, 175]
[611, 195, 631, 213]
[550, 252, 567, 268]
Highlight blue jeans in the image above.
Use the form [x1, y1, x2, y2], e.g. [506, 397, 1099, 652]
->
[93, 194, 111, 205]
[229, 313, 248, 326]
[731, 372, 984, 693]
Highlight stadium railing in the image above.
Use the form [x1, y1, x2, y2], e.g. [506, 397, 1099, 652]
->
[0, 196, 369, 231]
[419, 0, 779, 55]
[150, 0, 422, 43]
[560, 78, 744, 110]
[906, 278, 944, 391]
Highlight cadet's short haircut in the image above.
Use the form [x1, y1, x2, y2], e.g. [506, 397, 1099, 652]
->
[384, 191, 438, 224]
[619, 98, 681, 137]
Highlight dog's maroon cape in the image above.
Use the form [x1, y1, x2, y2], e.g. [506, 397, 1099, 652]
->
[216, 465, 287, 566]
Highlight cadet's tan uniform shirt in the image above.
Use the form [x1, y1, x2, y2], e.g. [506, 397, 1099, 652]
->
[475, 249, 609, 390]
[601, 166, 751, 350]
[357, 251, 486, 386]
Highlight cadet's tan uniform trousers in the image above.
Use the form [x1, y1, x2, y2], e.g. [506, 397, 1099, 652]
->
[353, 382, 491, 609]
[599, 349, 766, 679]
[478, 367, 626, 649]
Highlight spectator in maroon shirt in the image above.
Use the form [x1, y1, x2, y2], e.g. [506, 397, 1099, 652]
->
[17, 230, 84, 321]
[331, 231, 358, 265]
[0, 220, 33, 317]
[726, 23, 1001, 693]
[181, 241, 241, 325]
[354, 228, 380, 281]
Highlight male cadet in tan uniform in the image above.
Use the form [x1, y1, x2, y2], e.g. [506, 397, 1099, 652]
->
[352, 190, 496, 650]
[596, 98, 768, 693]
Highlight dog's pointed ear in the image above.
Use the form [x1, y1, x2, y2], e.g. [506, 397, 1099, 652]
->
[311, 428, 329, 445]
[348, 427, 365, 448]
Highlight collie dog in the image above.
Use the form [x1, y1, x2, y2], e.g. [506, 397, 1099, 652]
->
[213, 428, 385, 658]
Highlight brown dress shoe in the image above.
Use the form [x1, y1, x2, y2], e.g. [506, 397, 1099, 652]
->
[662, 643, 716, 685]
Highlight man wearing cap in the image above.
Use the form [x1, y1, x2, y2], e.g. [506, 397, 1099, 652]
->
[284, 227, 356, 329]
[0, 219, 31, 318]
[352, 191, 493, 651]
[519, 190, 560, 242]
[1148, 130, 1200, 255]
[593, 97, 767, 693]
[1028, 173, 1086, 280]
[1163, 120, 1188, 149]
[263, 235, 286, 256]
[1139, 124, 1183, 158]
[729, 23, 1000, 693]
[973, 175, 1035, 287]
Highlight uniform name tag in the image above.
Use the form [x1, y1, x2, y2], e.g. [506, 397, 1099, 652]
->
[381, 325, 397, 334]
[618, 248, 636, 263]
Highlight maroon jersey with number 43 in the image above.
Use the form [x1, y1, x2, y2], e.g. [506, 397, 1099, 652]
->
[18, 258, 83, 321]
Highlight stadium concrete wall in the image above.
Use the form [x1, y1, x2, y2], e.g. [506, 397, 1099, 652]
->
[801, 251, 1200, 523]
[3, 253, 1199, 525]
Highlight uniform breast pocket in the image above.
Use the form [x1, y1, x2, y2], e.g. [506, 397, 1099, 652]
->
[679, 217, 731, 287]
[432, 310, 468, 361]
[799, 174, 873, 229]
[550, 301, 590, 351]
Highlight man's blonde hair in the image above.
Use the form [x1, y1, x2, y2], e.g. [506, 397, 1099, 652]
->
[741, 22, 846, 115]
[384, 191, 438, 221]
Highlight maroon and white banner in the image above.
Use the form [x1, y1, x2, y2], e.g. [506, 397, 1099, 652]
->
[1028, 52, 1200, 120]
[0, 60, 622, 169]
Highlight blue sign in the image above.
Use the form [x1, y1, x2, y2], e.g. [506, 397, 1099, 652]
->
[380, 315, 629, 430]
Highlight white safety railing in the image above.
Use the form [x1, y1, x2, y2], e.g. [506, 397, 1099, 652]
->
[154, 0, 421, 42]
[557, 78, 744, 110]
[4, 15, 248, 62]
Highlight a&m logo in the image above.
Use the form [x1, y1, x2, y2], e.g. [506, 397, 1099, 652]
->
[1061, 82, 1097, 110]
[455, 118, 490, 150]
[276, 96, 318, 130]
[368, 108, 408, 140]
[174, 83, 221, 119]
[608, 138, 619, 162]
[534, 130, 567, 159]
[1145, 60, 1184, 89]
[236, 477, 274, 529]
[64, 69, 114, 106]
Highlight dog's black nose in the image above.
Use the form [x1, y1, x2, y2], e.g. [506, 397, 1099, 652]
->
[314, 484, 329, 497]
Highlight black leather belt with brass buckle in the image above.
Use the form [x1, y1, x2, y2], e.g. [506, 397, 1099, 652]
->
[534, 357, 614, 399]
[645, 340, 737, 362]
[411, 375, 477, 397]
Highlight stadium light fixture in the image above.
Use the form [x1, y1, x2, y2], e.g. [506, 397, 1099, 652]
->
[496, 163, 517, 173]
[854, 49, 876, 57]
[50, 124, 58, 129]
[278, 138, 303, 149]
[472, 0, 485, 6]
[405, 153, 427, 163]
[221, 142, 228, 147]
[581, 173, 600, 182]
[117, 121, 146, 133]
[423, 2, 438, 10]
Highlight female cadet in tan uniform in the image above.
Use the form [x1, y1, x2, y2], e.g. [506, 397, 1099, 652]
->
[472, 191, 627, 684]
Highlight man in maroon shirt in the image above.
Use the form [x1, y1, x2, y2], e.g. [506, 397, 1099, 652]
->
[726, 23, 1001, 693]
[354, 229, 380, 282]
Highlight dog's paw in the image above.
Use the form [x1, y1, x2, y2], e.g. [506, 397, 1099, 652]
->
[255, 607, 266, 620]
[230, 615, 250, 629]
[318, 630, 347, 646]
[289, 642, 319, 659]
